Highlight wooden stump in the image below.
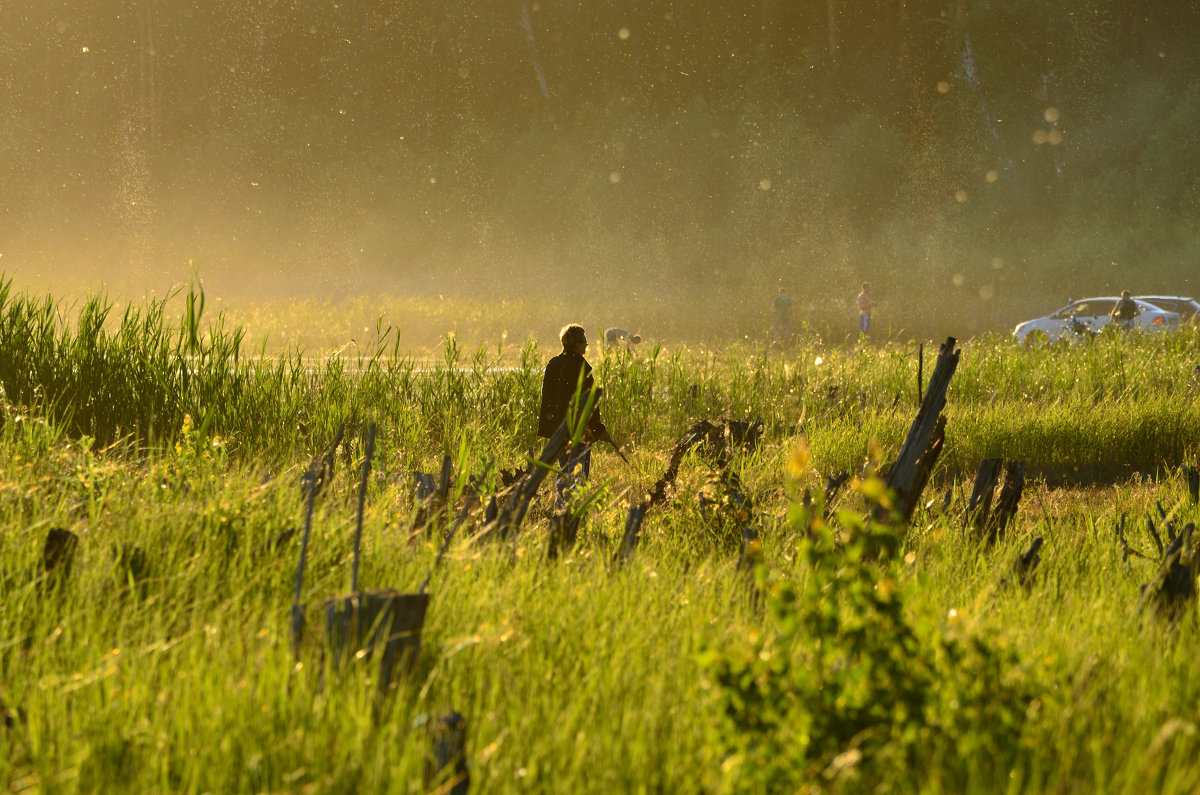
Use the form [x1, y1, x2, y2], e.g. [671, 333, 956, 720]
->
[883, 337, 959, 523]
[428, 710, 470, 794]
[321, 590, 429, 692]
[645, 421, 712, 507]
[411, 454, 453, 535]
[967, 458, 1027, 545]
[965, 458, 1003, 533]
[614, 503, 648, 566]
[1140, 523, 1198, 623]
[1010, 536, 1044, 589]
[42, 528, 78, 590]
[546, 509, 581, 561]
[474, 421, 570, 543]
[989, 460, 1027, 543]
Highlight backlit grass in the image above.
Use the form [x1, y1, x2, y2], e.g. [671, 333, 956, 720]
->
[3, 280, 1200, 792]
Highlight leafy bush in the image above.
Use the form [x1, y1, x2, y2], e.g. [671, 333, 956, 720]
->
[702, 473, 1047, 792]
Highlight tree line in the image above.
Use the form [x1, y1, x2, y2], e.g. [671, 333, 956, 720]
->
[2, 1, 1199, 332]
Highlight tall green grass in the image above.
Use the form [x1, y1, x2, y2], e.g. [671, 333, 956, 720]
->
[3, 282, 1200, 792]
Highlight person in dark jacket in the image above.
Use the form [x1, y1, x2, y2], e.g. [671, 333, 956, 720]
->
[1109, 290, 1140, 330]
[538, 323, 611, 506]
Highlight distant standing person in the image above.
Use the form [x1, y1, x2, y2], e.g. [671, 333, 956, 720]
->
[538, 324, 612, 507]
[773, 288, 793, 344]
[604, 327, 642, 354]
[1109, 289, 1140, 330]
[856, 283, 878, 334]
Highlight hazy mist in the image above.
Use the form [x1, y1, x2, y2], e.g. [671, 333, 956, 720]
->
[3, 1, 1198, 350]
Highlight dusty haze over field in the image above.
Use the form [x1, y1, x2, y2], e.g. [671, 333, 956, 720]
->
[3, 3, 1198, 350]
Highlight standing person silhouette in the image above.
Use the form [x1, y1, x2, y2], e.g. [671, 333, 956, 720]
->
[1109, 289, 1140, 331]
[856, 283, 878, 335]
[537, 324, 612, 507]
[773, 287, 793, 344]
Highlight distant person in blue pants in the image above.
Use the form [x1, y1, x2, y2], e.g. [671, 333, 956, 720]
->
[856, 283, 878, 335]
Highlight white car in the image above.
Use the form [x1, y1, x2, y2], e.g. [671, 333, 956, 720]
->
[1136, 295, 1200, 324]
[1012, 297, 1181, 343]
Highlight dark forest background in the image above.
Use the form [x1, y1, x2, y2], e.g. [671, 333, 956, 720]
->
[2, 1, 1199, 343]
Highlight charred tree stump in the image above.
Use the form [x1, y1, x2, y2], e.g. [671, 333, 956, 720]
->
[301, 424, 433, 694]
[322, 590, 429, 692]
[1009, 536, 1044, 589]
[546, 508, 582, 561]
[300, 423, 346, 502]
[411, 454, 453, 537]
[42, 528, 78, 590]
[883, 337, 959, 523]
[1140, 523, 1198, 623]
[967, 459, 1027, 545]
[965, 458, 1003, 534]
[646, 420, 714, 506]
[473, 421, 571, 544]
[614, 503, 648, 566]
[987, 460, 1027, 543]
[428, 710, 470, 794]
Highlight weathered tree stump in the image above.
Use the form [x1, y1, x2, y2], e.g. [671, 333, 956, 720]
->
[1185, 465, 1199, 504]
[614, 503, 648, 566]
[645, 421, 712, 507]
[546, 509, 581, 561]
[300, 423, 345, 502]
[965, 459, 1003, 532]
[883, 337, 960, 523]
[1009, 536, 1044, 589]
[473, 421, 571, 543]
[988, 460, 1027, 542]
[1140, 523, 1198, 623]
[42, 528, 78, 589]
[322, 590, 429, 692]
[428, 710, 470, 794]
[966, 458, 1027, 545]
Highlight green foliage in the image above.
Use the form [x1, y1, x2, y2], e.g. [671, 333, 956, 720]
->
[703, 476, 1045, 792]
[5, 285, 1200, 792]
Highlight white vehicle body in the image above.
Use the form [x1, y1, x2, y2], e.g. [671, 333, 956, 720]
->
[1136, 295, 1200, 324]
[1012, 297, 1181, 343]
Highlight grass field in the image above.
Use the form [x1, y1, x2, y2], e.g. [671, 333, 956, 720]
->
[2, 278, 1200, 793]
